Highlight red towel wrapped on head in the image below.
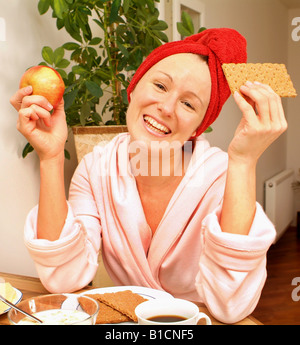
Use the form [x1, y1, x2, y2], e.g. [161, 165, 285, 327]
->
[127, 28, 247, 136]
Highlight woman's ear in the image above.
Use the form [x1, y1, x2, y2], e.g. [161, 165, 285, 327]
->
[129, 87, 136, 101]
[189, 130, 197, 140]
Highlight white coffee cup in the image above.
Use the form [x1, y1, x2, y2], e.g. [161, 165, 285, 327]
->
[135, 298, 211, 325]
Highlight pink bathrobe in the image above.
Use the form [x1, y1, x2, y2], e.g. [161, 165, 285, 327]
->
[24, 133, 275, 323]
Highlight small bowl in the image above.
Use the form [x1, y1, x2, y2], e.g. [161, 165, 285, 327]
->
[8, 294, 99, 325]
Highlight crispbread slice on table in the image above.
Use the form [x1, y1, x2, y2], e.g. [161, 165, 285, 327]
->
[222, 63, 297, 97]
[85, 294, 131, 324]
[95, 290, 148, 322]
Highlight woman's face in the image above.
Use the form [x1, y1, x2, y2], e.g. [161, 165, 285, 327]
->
[126, 53, 211, 147]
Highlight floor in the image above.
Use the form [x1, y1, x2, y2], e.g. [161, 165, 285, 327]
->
[252, 226, 300, 325]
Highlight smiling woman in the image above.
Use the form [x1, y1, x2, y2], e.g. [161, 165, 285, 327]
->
[126, 53, 211, 147]
[9, 27, 286, 324]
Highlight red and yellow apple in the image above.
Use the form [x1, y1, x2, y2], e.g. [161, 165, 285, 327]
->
[19, 66, 65, 108]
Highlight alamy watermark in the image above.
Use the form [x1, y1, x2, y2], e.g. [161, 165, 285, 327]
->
[291, 17, 300, 42]
[291, 277, 300, 302]
[92, 138, 206, 187]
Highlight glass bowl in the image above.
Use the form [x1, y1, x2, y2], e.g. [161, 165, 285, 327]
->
[8, 293, 99, 325]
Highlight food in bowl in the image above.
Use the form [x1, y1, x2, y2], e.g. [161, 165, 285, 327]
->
[0, 281, 17, 313]
[8, 294, 99, 325]
[17, 309, 91, 325]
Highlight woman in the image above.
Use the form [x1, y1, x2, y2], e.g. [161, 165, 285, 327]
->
[10, 28, 286, 323]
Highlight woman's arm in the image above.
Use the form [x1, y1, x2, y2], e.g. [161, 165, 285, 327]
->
[10, 87, 68, 240]
[220, 81, 287, 235]
[37, 152, 68, 240]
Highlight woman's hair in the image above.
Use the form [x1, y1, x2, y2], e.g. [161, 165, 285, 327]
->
[198, 54, 208, 63]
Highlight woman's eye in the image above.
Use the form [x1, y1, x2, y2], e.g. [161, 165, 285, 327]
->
[155, 83, 166, 91]
[183, 101, 194, 110]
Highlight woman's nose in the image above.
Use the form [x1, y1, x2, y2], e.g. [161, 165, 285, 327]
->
[157, 96, 176, 117]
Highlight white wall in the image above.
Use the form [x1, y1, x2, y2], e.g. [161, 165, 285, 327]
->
[199, 0, 290, 205]
[0, 0, 77, 276]
[0, 0, 297, 277]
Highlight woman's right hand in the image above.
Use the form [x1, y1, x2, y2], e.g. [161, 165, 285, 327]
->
[10, 86, 68, 161]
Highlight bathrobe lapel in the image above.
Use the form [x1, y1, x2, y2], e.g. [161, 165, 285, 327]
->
[94, 133, 227, 288]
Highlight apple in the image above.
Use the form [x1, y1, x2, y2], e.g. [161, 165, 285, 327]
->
[19, 65, 65, 108]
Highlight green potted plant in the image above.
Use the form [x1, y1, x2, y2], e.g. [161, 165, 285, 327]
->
[23, 0, 207, 160]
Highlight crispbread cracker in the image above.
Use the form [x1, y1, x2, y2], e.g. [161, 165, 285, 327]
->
[96, 290, 148, 322]
[85, 294, 131, 324]
[222, 63, 297, 97]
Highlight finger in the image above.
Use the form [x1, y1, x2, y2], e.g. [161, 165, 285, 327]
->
[253, 82, 287, 127]
[240, 81, 272, 124]
[21, 95, 53, 112]
[50, 97, 64, 119]
[10, 86, 33, 111]
[243, 94, 256, 112]
[19, 104, 52, 128]
[233, 90, 259, 126]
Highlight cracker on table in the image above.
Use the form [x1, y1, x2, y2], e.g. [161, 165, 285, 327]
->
[95, 290, 148, 322]
[222, 63, 297, 97]
[85, 294, 131, 324]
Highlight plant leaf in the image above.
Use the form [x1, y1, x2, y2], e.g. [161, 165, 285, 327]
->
[123, 0, 130, 14]
[55, 58, 70, 68]
[204, 126, 213, 133]
[63, 42, 81, 50]
[64, 149, 70, 160]
[109, 0, 122, 24]
[151, 20, 168, 31]
[53, 0, 68, 19]
[116, 40, 129, 58]
[53, 47, 65, 65]
[86, 80, 103, 98]
[22, 142, 34, 158]
[41, 46, 54, 64]
[181, 11, 194, 35]
[55, 68, 68, 79]
[89, 37, 101, 45]
[64, 88, 78, 110]
[72, 65, 88, 75]
[198, 26, 207, 33]
[176, 22, 192, 38]
[80, 102, 91, 126]
[38, 0, 50, 15]
[121, 89, 128, 105]
[153, 30, 168, 42]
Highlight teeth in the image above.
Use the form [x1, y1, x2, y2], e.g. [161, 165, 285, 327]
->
[144, 115, 170, 134]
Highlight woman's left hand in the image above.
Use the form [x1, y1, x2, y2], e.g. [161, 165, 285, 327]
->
[229, 81, 287, 165]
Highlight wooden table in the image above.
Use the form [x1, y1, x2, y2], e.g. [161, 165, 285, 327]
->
[0, 272, 262, 325]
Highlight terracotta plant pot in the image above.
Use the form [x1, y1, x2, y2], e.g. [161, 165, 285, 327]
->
[72, 125, 128, 163]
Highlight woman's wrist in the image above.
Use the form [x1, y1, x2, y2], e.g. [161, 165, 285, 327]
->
[227, 151, 257, 172]
[39, 150, 65, 167]
[220, 153, 257, 235]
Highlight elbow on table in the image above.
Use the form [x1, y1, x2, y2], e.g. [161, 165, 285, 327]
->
[208, 293, 260, 324]
[37, 266, 97, 294]
[41, 279, 79, 294]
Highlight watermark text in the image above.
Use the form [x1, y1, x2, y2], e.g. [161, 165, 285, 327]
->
[291, 17, 300, 42]
[291, 277, 300, 301]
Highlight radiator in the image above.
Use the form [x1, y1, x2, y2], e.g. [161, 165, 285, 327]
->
[264, 169, 294, 243]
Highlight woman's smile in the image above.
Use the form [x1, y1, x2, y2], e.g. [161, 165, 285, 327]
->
[143, 115, 171, 137]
